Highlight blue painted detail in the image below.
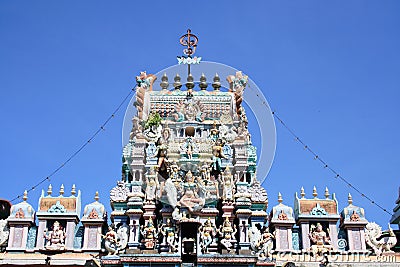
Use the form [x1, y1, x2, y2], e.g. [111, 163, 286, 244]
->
[26, 226, 37, 249]
[310, 203, 327, 216]
[292, 229, 300, 251]
[47, 200, 67, 213]
[73, 225, 84, 249]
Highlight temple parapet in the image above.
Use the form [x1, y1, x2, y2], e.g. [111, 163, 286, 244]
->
[294, 186, 340, 253]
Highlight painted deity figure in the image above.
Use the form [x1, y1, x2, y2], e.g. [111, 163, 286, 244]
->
[157, 147, 169, 175]
[209, 122, 219, 142]
[141, 218, 158, 249]
[159, 219, 178, 252]
[200, 218, 216, 254]
[218, 217, 237, 253]
[178, 171, 205, 212]
[173, 100, 185, 122]
[308, 223, 333, 259]
[103, 226, 118, 254]
[218, 167, 237, 202]
[44, 221, 66, 250]
[169, 161, 181, 184]
[258, 228, 275, 260]
[212, 139, 227, 172]
[145, 169, 159, 202]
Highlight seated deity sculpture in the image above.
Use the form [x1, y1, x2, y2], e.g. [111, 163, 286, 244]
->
[141, 218, 158, 249]
[44, 221, 66, 250]
[200, 218, 216, 253]
[178, 171, 205, 212]
[218, 217, 237, 253]
[159, 218, 178, 252]
[308, 223, 333, 259]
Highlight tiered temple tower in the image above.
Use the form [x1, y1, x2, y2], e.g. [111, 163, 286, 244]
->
[0, 30, 399, 267]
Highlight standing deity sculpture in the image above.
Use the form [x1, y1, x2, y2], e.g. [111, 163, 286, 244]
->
[218, 217, 237, 253]
[141, 218, 158, 249]
[218, 167, 237, 202]
[226, 71, 248, 116]
[212, 139, 227, 172]
[159, 219, 178, 252]
[199, 218, 217, 254]
[44, 221, 66, 250]
[144, 168, 159, 202]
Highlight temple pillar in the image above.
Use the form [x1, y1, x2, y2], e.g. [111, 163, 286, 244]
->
[35, 220, 46, 250]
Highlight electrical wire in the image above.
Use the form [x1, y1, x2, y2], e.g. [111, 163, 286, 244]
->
[10, 87, 136, 203]
[248, 84, 393, 216]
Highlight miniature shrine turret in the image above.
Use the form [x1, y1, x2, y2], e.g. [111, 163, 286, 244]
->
[7, 191, 35, 251]
[339, 193, 368, 252]
[269, 192, 295, 252]
[81, 191, 107, 252]
[294, 186, 340, 252]
[35, 184, 81, 251]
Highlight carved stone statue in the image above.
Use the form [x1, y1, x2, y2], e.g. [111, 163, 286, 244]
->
[159, 219, 178, 252]
[103, 224, 129, 255]
[365, 222, 397, 256]
[212, 139, 227, 172]
[308, 223, 333, 260]
[144, 169, 159, 202]
[44, 221, 66, 250]
[218, 217, 237, 253]
[135, 71, 156, 120]
[226, 71, 248, 116]
[258, 228, 275, 260]
[141, 218, 158, 249]
[199, 218, 216, 254]
[218, 167, 237, 202]
[248, 226, 275, 260]
[178, 171, 205, 212]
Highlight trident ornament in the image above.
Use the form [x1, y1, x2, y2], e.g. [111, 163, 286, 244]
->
[180, 29, 198, 56]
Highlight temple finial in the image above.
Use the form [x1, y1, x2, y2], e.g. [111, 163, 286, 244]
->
[348, 193, 353, 205]
[186, 73, 195, 90]
[199, 73, 208, 90]
[300, 187, 305, 198]
[47, 184, 52, 196]
[278, 192, 283, 203]
[324, 187, 330, 199]
[59, 184, 65, 196]
[23, 190, 28, 202]
[71, 184, 76, 196]
[173, 74, 182, 90]
[312, 186, 318, 198]
[95, 191, 99, 202]
[212, 73, 221, 91]
[160, 73, 169, 90]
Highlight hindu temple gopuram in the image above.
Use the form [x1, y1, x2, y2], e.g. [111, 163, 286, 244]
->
[0, 30, 399, 267]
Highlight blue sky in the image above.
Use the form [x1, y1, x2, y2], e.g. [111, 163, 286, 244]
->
[0, 1, 399, 228]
